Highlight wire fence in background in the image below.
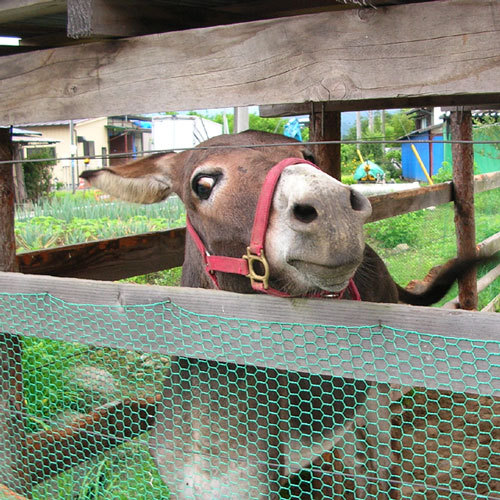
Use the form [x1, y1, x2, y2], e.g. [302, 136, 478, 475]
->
[5, 137, 500, 166]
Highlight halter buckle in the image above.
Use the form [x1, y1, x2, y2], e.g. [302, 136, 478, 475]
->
[243, 247, 270, 289]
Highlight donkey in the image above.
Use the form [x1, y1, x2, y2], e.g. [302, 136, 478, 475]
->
[81, 131, 483, 499]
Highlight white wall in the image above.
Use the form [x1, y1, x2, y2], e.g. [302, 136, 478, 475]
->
[152, 115, 222, 151]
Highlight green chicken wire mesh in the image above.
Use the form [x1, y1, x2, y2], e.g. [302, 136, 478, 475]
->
[0, 292, 498, 500]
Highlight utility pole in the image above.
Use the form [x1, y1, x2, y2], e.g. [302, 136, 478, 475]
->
[70, 120, 76, 193]
[234, 107, 249, 133]
[368, 110, 374, 132]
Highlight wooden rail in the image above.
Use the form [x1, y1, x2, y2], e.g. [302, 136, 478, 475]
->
[16, 227, 186, 281]
[1, 272, 498, 396]
[443, 263, 500, 310]
[25, 395, 160, 483]
[0, 268, 498, 479]
[1, 0, 499, 125]
[16, 171, 500, 281]
[477, 232, 500, 258]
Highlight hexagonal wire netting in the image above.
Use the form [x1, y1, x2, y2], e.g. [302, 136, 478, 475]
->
[0, 290, 498, 500]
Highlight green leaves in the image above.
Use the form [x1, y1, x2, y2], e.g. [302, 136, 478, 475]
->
[15, 193, 185, 252]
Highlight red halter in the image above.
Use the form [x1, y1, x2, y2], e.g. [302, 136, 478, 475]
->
[186, 157, 361, 300]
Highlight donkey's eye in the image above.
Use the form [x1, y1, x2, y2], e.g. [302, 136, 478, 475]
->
[192, 174, 219, 200]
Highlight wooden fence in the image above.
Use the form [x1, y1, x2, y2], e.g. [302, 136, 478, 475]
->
[2, 171, 500, 490]
[0, 0, 499, 496]
[15, 171, 500, 281]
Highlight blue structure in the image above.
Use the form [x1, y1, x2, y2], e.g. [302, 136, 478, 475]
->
[401, 125, 444, 181]
[284, 118, 302, 141]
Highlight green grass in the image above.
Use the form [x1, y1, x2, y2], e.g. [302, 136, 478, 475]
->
[32, 441, 170, 500]
[365, 189, 500, 309]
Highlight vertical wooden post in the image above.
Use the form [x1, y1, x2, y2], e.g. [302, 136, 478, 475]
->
[0, 128, 17, 273]
[310, 106, 341, 180]
[13, 146, 27, 204]
[450, 110, 478, 310]
[0, 127, 30, 496]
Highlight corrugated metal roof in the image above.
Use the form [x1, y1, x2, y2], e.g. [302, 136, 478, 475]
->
[16, 119, 87, 127]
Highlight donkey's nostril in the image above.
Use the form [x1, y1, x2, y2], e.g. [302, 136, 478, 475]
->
[293, 203, 318, 223]
[350, 188, 371, 213]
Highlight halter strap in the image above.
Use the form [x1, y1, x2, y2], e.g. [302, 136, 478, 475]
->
[186, 157, 361, 300]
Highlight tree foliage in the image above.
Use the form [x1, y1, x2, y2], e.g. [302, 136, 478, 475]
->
[22, 149, 56, 202]
[206, 112, 287, 135]
[341, 110, 416, 178]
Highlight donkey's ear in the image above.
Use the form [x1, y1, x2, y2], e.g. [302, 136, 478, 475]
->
[80, 153, 179, 204]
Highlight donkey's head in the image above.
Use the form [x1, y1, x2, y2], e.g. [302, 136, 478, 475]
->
[81, 130, 372, 295]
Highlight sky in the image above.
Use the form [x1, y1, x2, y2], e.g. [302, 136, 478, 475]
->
[0, 37, 20, 45]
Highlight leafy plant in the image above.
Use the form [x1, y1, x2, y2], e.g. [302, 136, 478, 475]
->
[15, 193, 186, 251]
[23, 149, 56, 202]
[22, 339, 89, 432]
[365, 210, 426, 249]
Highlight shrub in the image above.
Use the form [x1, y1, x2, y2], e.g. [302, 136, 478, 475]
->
[23, 150, 55, 202]
[365, 210, 426, 249]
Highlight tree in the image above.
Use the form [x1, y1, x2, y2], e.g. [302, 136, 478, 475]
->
[341, 110, 416, 178]
[207, 112, 287, 135]
[22, 149, 55, 202]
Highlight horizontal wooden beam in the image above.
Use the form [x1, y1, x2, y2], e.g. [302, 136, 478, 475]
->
[369, 170, 500, 222]
[368, 182, 452, 222]
[474, 170, 500, 194]
[444, 263, 500, 309]
[260, 98, 500, 116]
[0, 0, 65, 24]
[25, 395, 159, 483]
[16, 227, 186, 280]
[482, 292, 500, 313]
[1, 0, 499, 124]
[477, 232, 500, 258]
[0, 272, 498, 396]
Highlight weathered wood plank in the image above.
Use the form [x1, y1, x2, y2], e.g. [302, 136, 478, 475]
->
[1, 0, 499, 124]
[368, 170, 499, 223]
[25, 395, 159, 483]
[0, 0, 65, 23]
[451, 110, 477, 310]
[0, 130, 30, 497]
[260, 97, 500, 116]
[482, 292, 500, 313]
[0, 272, 498, 396]
[16, 227, 186, 280]
[477, 231, 500, 258]
[367, 182, 452, 222]
[475, 170, 500, 194]
[444, 263, 500, 309]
